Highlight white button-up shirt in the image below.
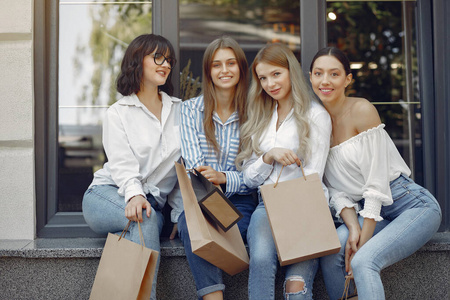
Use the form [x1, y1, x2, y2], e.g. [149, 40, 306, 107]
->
[243, 101, 331, 199]
[90, 92, 183, 222]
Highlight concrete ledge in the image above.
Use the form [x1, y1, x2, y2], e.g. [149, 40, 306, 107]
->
[0, 233, 449, 300]
[1, 232, 448, 259]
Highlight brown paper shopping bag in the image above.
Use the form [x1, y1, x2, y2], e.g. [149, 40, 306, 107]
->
[189, 167, 243, 232]
[260, 163, 340, 266]
[175, 160, 249, 276]
[90, 221, 159, 300]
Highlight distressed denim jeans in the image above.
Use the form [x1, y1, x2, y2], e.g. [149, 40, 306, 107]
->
[247, 200, 319, 300]
[320, 175, 441, 300]
[177, 193, 257, 299]
[82, 184, 164, 300]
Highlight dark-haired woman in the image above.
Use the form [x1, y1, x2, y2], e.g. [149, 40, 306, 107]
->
[82, 34, 182, 300]
[177, 36, 256, 300]
[309, 47, 441, 300]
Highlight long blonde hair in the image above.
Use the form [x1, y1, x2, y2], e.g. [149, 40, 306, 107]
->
[202, 36, 249, 154]
[236, 43, 312, 169]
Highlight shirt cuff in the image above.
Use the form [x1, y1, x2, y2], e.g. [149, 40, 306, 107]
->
[359, 198, 384, 222]
[171, 208, 183, 223]
[253, 155, 274, 177]
[124, 184, 146, 203]
[330, 192, 360, 222]
[223, 171, 239, 194]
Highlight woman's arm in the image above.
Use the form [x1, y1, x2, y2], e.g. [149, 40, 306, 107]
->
[103, 106, 145, 202]
[340, 207, 361, 275]
[180, 99, 205, 169]
[302, 108, 332, 180]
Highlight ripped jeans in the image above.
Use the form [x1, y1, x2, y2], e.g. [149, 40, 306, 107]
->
[247, 201, 319, 300]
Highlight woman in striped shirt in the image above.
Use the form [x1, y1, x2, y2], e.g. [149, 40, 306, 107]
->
[177, 36, 257, 300]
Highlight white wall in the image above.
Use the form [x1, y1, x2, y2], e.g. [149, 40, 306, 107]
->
[0, 0, 35, 239]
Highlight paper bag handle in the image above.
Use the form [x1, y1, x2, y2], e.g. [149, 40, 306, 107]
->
[119, 220, 146, 248]
[340, 275, 357, 300]
[273, 160, 306, 188]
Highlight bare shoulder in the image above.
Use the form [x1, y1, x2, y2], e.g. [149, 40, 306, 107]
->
[348, 97, 381, 133]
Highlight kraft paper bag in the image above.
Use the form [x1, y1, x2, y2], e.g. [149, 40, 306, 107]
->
[339, 276, 358, 300]
[189, 167, 243, 232]
[175, 160, 249, 276]
[90, 221, 159, 300]
[260, 164, 340, 266]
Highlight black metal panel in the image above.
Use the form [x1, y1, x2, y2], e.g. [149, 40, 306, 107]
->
[300, 0, 327, 76]
[153, 0, 180, 98]
[431, 0, 450, 231]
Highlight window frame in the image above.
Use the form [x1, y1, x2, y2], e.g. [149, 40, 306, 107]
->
[35, 0, 447, 237]
[35, 0, 180, 237]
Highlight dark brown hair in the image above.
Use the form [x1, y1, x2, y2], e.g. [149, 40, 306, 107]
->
[310, 47, 351, 75]
[116, 34, 176, 96]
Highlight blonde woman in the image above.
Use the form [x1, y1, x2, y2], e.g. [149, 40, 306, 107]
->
[236, 43, 332, 300]
[177, 36, 256, 300]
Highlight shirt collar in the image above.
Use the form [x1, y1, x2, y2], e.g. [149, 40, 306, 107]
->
[119, 92, 181, 107]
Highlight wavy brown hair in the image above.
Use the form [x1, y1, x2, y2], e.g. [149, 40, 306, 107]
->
[202, 36, 249, 154]
[116, 34, 176, 96]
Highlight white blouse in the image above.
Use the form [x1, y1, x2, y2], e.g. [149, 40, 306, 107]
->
[243, 101, 332, 198]
[325, 124, 411, 222]
[90, 92, 183, 222]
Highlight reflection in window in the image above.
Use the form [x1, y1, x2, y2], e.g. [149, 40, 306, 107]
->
[58, 1, 152, 211]
[179, 0, 301, 100]
[326, 1, 422, 183]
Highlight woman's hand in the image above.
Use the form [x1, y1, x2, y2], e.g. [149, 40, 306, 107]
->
[263, 147, 301, 166]
[196, 165, 226, 185]
[170, 224, 178, 240]
[345, 227, 361, 278]
[125, 195, 151, 222]
[340, 207, 361, 277]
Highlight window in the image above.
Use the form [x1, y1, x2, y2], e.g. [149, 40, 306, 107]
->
[326, 1, 422, 182]
[36, 0, 156, 237]
[36, 0, 445, 237]
[179, 0, 301, 100]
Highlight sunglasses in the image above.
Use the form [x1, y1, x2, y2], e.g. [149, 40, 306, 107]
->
[152, 53, 176, 69]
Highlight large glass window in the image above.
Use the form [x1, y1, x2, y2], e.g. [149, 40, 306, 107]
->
[179, 0, 301, 100]
[58, 1, 153, 212]
[326, 0, 422, 182]
[38, 0, 439, 236]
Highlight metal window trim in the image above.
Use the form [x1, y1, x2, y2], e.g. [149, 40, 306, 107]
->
[35, 0, 171, 237]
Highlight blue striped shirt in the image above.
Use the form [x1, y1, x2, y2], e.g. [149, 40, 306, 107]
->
[180, 95, 252, 197]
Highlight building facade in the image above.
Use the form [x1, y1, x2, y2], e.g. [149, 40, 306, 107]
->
[0, 0, 448, 241]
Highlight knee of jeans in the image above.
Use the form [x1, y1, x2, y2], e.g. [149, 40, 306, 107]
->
[284, 276, 307, 299]
[349, 253, 370, 275]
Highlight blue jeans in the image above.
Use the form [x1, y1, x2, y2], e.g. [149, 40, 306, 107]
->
[247, 200, 319, 300]
[320, 175, 441, 300]
[177, 193, 257, 299]
[82, 184, 165, 300]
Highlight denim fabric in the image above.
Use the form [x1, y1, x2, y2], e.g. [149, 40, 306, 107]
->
[320, 175, 441, 300]
[177, 193, 257, 299]
[82, 184, 165, 300]
[247, 201, 319, 300]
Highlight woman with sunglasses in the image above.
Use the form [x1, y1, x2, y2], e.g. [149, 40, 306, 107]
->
[82, 34, 182, 300]
[177, 36, 257, 300]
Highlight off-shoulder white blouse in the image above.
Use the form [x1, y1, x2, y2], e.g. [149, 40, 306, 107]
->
[324, 124, 411, 221]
